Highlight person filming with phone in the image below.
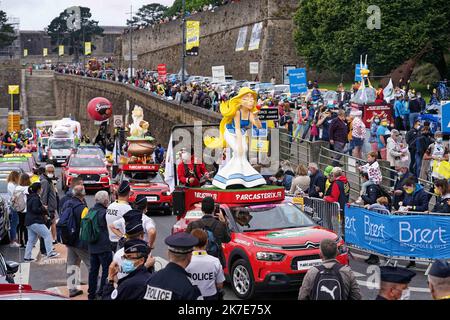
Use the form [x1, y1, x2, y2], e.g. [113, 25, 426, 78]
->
[186, 197, 231, 268]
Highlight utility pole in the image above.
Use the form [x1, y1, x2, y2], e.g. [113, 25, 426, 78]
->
[126, 5, 134, 79]
[181, 0, 186, 85]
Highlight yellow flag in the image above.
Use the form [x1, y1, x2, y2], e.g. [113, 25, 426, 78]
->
[59, 45, 64, 56]
[23, 49, 28, 57]
[43, 48, 48, 57]
[85, 42, 92, 55]
[186, 21, 200, 56]
[8, 85, 19, 95]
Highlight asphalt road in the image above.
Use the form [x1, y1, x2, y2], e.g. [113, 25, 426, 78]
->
[0, 166, 433, 300]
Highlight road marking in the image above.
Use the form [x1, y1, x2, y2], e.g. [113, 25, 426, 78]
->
[356, 280, 430, 293]
[16, 241, 39, 285]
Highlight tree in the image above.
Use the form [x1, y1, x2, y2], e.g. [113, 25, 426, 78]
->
[127, 3, 168, 27]
[0, 10, 16, 49]
[47, 7, 103, 62]
[164, 0, 221, 18]
[294, 0, 450, 82]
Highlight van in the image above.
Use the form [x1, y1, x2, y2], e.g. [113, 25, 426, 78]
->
[47, 137, 75, 166]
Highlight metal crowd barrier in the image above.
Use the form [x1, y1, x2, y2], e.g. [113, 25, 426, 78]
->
[289, 195, 342, 236]
[346, 204, 450, 269]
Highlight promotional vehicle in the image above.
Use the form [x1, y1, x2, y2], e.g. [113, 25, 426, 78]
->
[0, 156, 34, 176]
[61, 155, 110, 192]
[47, 137, 75, 166]
[111, 164, 172, 215]
[172, 186, 348, 299]
[75, 145, 109, 166]
[51, 118, 82, 140]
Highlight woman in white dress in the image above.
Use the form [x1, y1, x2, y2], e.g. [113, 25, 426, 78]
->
[205, 87, 267, 190]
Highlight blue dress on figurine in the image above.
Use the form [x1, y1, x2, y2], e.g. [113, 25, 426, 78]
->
[212, 112, 267, 189]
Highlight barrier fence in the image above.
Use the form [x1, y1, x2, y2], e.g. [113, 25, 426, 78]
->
[344, 205, 450, 266]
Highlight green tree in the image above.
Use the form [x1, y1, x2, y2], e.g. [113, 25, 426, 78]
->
[164, 0, 221, 18]
[0, 10, 16, 49]
[127, 3, 168, 27]
[47, 7, 103, 62]
[294, 0, 450, 81]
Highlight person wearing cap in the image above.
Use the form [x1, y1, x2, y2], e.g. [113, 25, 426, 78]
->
[428, 259, 450, 300]
[110, 194, 157, 250]
[186, 197, 231, 267]
[144, 232, 202, 300]
[106, 180, 132, 252]
[87, 191, 112, 300]
[376, 266, 416, 300]
[104, 239, 152, 300]
[306, 162, 326, 199]
[322, 165, 334, 195]
[186, 229, 225, 300]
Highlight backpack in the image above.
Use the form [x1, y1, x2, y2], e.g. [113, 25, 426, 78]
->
[79, 209, 100, 244]
[56, 202, 84, 246]
[11, 189, 26, 213]
[311, 263, 347, 300]
[202, 220, 220, 258]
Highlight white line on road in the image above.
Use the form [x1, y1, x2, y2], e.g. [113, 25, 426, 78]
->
[16, 241, 40, 285]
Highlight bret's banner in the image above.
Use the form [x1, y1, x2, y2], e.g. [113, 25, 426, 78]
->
[345, 206, 450, 259]
[186, 21, 200, 56]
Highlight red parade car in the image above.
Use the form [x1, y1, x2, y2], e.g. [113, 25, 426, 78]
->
[61, 154, 110, 192]
[110, 164, 172, 215]
[172, 186, 349, 300]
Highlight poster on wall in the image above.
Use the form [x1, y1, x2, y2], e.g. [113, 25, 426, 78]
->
[235, 26, 248, 52]
[250, 62, 259, 75]
[283, 65, 297, 85]
[212, 66, 226, 83]
[186, 21, 200, 56]
[248, 22, 263, 51]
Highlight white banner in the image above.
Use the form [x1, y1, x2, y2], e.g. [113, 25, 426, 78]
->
[212, 66, 226, 83]
[250, 62, 259, 75]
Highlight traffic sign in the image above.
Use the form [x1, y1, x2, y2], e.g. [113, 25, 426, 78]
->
[114, 115, 124, 128]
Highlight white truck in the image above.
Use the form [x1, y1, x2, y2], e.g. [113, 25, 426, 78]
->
[47, 120, 79, 166]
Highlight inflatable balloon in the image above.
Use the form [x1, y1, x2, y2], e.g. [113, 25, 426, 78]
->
[87, 97, 113, 122]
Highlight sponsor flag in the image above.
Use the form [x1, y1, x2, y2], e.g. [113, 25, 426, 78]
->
[186, 21, 200, 56]
[164, 135, 175, 193]
[85, 42, 92, 55]
[383, 78, 395, 103]
[23, 49, 28, 57]
[43, 48, 48, 57]
[59, 45, 65, 56]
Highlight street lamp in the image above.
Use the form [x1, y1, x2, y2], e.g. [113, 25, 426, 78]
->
[181, 0, 186, 85]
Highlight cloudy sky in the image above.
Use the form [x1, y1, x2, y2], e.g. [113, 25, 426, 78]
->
[2, 0, 175, 30]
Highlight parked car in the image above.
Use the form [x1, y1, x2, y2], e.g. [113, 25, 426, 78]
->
[254, 83, 275, 95]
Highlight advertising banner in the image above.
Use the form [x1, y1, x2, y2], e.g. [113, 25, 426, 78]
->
[157, 64, 167, 83]
[248, 22, 263, 51]
[43, 48, 48, 57]
[288, 68, 308, 95]
[59, 45, 65, 56]
[186, 21, 200, 56]
[441, 102, 450, 135]
[235, 26, 248, 52]
[23, 49, 28, 57]
[345, 206, 450, 259]
[212, 66, 226, 83]
[361, 104, 394, 129]
[355, 64, 368, 82]
[85, 42, 92, 55]
[250, 62, 259, 75]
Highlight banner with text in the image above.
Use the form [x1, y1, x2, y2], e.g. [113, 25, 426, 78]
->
[186, 21, 200, 56]
[212, 66, 226, 83]
[59, 45, 65, 56]
[288, 68, 308, 95]
[85, 42, 92, 55]
[43, 48, 48, 57]
[345, 206, 450, 259]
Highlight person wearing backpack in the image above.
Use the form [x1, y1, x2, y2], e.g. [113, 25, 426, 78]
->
[186, 229, 225, 300]
[298, 239, 361, 300]
[15, 173, 31, 248]
[62, 184, 91, 298]
[23, 182, 60, 262]
[85, 191, 113, 300]
[7, 171, 21, 248]
[186, 197, 231, 268]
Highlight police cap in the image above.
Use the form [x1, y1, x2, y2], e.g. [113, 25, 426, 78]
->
[124, 239, 150, 256]
[380, 266, 416, 284]
[165, 232, 199, 254]
[135, 194, 148, 206]
[429, 260, 450, 278]
[118, 180, 131, 194]
[123, 209, 142, 223]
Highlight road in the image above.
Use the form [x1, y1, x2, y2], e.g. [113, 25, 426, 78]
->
[0, 166, 433, 300]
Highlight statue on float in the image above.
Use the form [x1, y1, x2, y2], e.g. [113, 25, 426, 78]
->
[205, 87, 267, 190]
[125, 106, 155, 164]
[351, 55, 377, 105]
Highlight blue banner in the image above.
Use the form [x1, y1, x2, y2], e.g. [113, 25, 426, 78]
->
[288, 68, 308, 95]
[354, 64, 368, 82]
[345, 206, 450, 259]
[252, 122, 268, 138]
[441, 102, 450, 135]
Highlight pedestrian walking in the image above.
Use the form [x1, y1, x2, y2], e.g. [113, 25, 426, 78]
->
[7, 171, 20, 247]
[15, 173, 31, 248]
[298, 239, 361, 300]
[39, 164, 58, 252]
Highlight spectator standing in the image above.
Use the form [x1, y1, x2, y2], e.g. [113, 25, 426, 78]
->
[358, 152, 382, 198]
[306, 163, 326, 198]
[294, 105, 309, 142]
[408, 93, 421, 128]
[324, 167, 350, 230]
[15, 174, 31, 248]
[376, 118, 390, 160]
[298, 239, 361, 300]
[186, 229, 225, 300]
[40, 164, 58, 248]
[350, 110, 366, 159]
[7, 171, 20, 247]
[87, 191, 113, 300]
[415, 126, 433, 179]
[432, 179, 450, 213]
[290, 164, 310, 195]
[329, 110, 349, 166]
[405, 120, 421, 174]
[422, 131, 449, 183]
[387, 130, 409, 183]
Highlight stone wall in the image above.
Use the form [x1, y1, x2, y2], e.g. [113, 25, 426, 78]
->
[25, 70, 57, 127]
[0, 60, 21, 130]
[52, 74, 221, 145]
[121, 0, 303, 83]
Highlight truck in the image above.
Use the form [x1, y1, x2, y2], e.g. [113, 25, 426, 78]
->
[47, 124, 76, 166]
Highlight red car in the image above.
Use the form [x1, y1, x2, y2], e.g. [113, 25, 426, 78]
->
[111, 164, 172, 215]
[61, 154, 110, 191]
[172, 186, 349, 300]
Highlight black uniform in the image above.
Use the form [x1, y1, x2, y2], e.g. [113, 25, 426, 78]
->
[144, 262, 202, 300]
[103, 266, 152, 300]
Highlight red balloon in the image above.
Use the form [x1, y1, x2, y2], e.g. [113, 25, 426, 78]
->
[87, 97, 113, 122]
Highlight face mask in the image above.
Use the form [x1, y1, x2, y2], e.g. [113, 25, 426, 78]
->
[398, 172, 404, 178]
[121, 259, 137, 274]
[400, 288, 411, 300]
[404, 187, 414, 195]
[435, 188, 441, 196]
[307, 170, 312, 177]
[47, 174, 54, 179]
[436, 138, 443, 143]
[374, 120, 380, 124]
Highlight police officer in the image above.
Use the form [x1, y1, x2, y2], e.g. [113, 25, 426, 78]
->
[376, 266, 416, 300]
[144, 232, 202, 300]
[428, 259, 450, 300]
[103, 239, 152, 300]
[106, 181, 132, 252]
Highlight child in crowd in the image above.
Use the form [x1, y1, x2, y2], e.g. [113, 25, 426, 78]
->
[358, 151, 383, 197]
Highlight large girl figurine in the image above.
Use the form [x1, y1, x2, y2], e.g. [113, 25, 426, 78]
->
[205, 87, 267, 190]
